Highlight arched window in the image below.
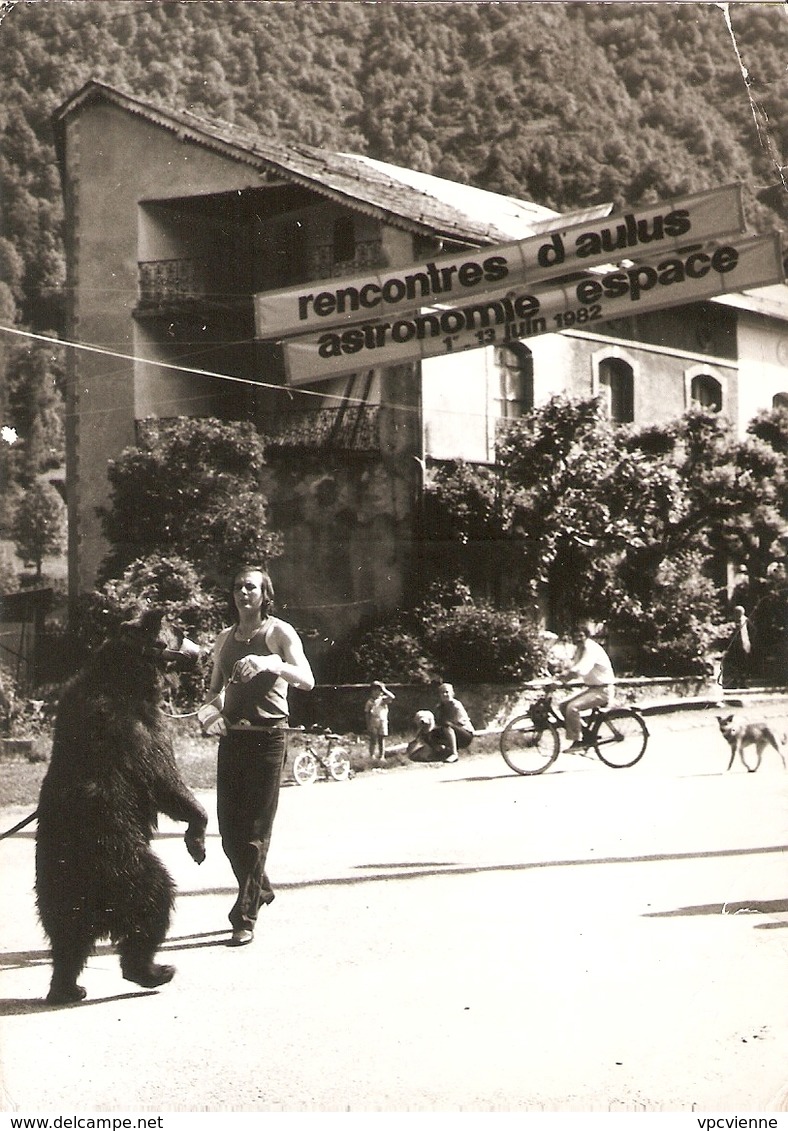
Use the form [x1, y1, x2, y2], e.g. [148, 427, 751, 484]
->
[773, 392, 788, 409]
[598, 357, 634, 424]
[494, 343, 534, 419]
[691, 373, 722, 412]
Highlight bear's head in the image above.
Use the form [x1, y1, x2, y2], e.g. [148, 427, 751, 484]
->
[117, 609, 201, 672]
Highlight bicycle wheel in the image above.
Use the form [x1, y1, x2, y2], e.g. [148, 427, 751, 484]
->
[292, 750, 318, 785]
[500, 715, 560, 775]
[592, 708, 649, 768]
[327, 749, 351, 782]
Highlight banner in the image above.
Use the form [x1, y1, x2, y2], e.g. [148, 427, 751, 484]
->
[257, 183, 745, 338]
[282, 231, 785, 386]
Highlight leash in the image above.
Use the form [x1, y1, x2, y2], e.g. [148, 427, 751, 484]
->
[0, 808, 38, 840]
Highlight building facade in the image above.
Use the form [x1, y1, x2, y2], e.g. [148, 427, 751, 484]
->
[52, 81, 788, 659]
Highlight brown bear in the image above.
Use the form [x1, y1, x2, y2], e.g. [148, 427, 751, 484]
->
[35, 609, 208, 1005]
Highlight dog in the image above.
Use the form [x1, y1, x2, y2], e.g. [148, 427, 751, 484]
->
[716, 713, 786, 773]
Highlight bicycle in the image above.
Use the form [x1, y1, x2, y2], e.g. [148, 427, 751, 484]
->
[500, 682, 649, 776]
[290, 727, 352, 786]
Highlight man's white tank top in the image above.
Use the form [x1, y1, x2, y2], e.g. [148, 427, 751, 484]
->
[218, 618, 289, 726]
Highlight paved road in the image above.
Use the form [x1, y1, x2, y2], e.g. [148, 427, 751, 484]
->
[2, 708, 788, 1113]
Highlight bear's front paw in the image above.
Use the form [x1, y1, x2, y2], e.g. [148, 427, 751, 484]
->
[185, 828, 206, 863]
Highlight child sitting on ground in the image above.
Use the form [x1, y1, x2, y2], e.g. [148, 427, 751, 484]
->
[407, 685, 475, 764]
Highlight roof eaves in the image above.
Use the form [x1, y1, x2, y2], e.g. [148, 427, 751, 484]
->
[51, 81, 537, 246]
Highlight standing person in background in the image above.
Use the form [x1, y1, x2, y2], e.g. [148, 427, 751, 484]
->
[198, 564, 314, 947]
[721, 605, 754, 689]
[364, 680, 395, 762]
[557, 623, 615, 753]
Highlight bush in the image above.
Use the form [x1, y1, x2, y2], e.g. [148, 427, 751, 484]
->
[99, 554, 222, 636]
[0, 670, 56, 742]
[345, 627, 439, 685]
[422, 603, 548, 682]
[330, 583, 547, 684]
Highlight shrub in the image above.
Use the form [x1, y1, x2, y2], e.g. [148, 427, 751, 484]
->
[345, 627, 439, 685]
[330, 582, 547, 684]
[99, 554, 222, 637]
[422, 603, 548, 682]
[97, 554, 221, 707]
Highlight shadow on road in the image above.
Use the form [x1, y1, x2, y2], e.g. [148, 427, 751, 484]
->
[171, 842, 788, 898]
[0, 989, 160, 1016]
[0, 929, 231, 1014]
[644, 897, 788, 918]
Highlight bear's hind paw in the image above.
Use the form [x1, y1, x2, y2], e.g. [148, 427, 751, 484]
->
[46, 983, 87, 1005]
[122, 963, 175, 989]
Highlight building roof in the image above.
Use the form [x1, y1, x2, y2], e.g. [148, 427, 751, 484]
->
[713, 283, 788, 322]
[52, 80, 612, 246]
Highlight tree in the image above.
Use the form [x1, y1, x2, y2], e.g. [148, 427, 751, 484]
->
[422, 459, 504, 600]
[12, 479, 65, 581]
[625, 408, 788, 590]
[425, 397, 787, 674]
[4, 341, 65, 484]
[98, 416, 281, 586]
[1, 1, 786, 331]
[441, 396, 632, 628]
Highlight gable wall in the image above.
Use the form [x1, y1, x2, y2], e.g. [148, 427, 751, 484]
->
[62, 100, 268, 597]
[736, 310, 788, 432]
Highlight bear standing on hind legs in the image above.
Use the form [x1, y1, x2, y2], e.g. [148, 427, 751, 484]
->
[35, 609, 208, 1005]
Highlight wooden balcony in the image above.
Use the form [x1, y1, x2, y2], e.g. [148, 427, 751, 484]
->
[137, 258, 248, 311]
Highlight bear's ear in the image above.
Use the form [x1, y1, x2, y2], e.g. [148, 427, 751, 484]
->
[119, 608, 164, 639]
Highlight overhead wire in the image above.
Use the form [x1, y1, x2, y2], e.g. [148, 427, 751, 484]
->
[0, 321, 495, 425]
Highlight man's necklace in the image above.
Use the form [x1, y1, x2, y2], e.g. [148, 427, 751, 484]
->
[234, 624, 261, 644]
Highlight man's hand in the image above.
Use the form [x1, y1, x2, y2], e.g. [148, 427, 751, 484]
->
[231, 654, 284, 682]
[197, 702, 228, 736]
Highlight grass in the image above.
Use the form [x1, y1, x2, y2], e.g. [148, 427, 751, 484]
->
[0, 723, 503, 812]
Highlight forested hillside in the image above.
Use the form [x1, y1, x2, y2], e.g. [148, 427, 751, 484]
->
[1, 0, 788, 334]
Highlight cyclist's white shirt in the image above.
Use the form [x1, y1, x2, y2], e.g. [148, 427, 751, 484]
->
[569, 639, 615, 686]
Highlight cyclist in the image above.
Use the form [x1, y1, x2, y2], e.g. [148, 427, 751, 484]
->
[557, 623, 615, 753]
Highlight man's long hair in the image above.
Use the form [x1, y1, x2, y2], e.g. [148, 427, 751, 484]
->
[228, 565, 275, 624]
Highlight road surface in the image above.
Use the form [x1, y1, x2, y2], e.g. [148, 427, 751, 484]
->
[1, 707, 788, 1113]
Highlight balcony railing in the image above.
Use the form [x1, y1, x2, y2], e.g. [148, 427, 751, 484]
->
[306, 239, 384, 281]
[138, 408, 381, 454]
[262, 406, 381, 453]
[137, 259, 244, 306]
[138, 237, 386, 303]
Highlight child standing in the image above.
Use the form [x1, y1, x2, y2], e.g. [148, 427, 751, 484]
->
[364, 680, 395, 761]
